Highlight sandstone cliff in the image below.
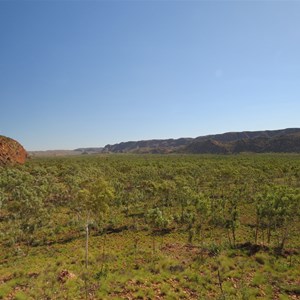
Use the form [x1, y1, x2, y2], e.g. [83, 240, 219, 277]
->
[0, 136, 27, 165]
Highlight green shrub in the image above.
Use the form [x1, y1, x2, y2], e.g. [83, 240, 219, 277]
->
[252, 272, 267, 286]
[255, 253, 267, 265]
[14, 291, 29, 300]
[0, 284, 11, 299]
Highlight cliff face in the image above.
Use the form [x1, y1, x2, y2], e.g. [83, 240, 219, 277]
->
[0, 136, 27, 165]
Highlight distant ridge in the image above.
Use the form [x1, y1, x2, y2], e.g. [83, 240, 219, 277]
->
[103, 138, 193, 154]
[74, 147, 103, 154]
[193, 128, 300, 143]
[27, 128, 300, 156]
[102, 128, 300, 154]
[29, 150, 79, 157]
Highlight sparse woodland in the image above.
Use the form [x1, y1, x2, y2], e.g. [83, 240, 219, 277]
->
[0, 154, 300, 299]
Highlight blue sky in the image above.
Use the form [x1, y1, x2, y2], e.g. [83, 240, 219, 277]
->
[0, 1, 299, 150]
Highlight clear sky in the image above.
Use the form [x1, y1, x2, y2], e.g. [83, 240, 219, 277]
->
[0, 1, 299, 150]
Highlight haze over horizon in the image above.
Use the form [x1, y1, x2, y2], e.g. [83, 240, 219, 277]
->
[1, 1, 300, 151]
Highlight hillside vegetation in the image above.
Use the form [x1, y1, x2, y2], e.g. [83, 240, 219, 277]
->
[0, 154, 300, 299]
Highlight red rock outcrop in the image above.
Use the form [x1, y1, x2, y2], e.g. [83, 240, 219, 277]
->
[0, 136, 27, 165]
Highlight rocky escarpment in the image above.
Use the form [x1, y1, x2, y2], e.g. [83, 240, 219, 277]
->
[101, 128, 300, 154]
[0, 136, 27, 165]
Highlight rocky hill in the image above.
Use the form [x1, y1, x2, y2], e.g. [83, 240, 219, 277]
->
[185, 129, 300, 154]
[102, 138, 192, 154]
[193, 128, 300, 143]
[0, 136, 27, 165]
[102, 128, 300, 154]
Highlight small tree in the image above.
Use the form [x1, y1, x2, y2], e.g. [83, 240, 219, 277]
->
[224, 188, 241, 248]
[75, 178, 115, 265]
[174, 177, 194, 223]
[194, 193, 210, 246]
[181, 208, 196, 244]
[158, 180, 176, 211]
[6, 183, 50, 246]
[146, 207, 172, 232]
[146, 207, 172, 253]
[74, 178, 115, 299]
[255, 185, 299, 251]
